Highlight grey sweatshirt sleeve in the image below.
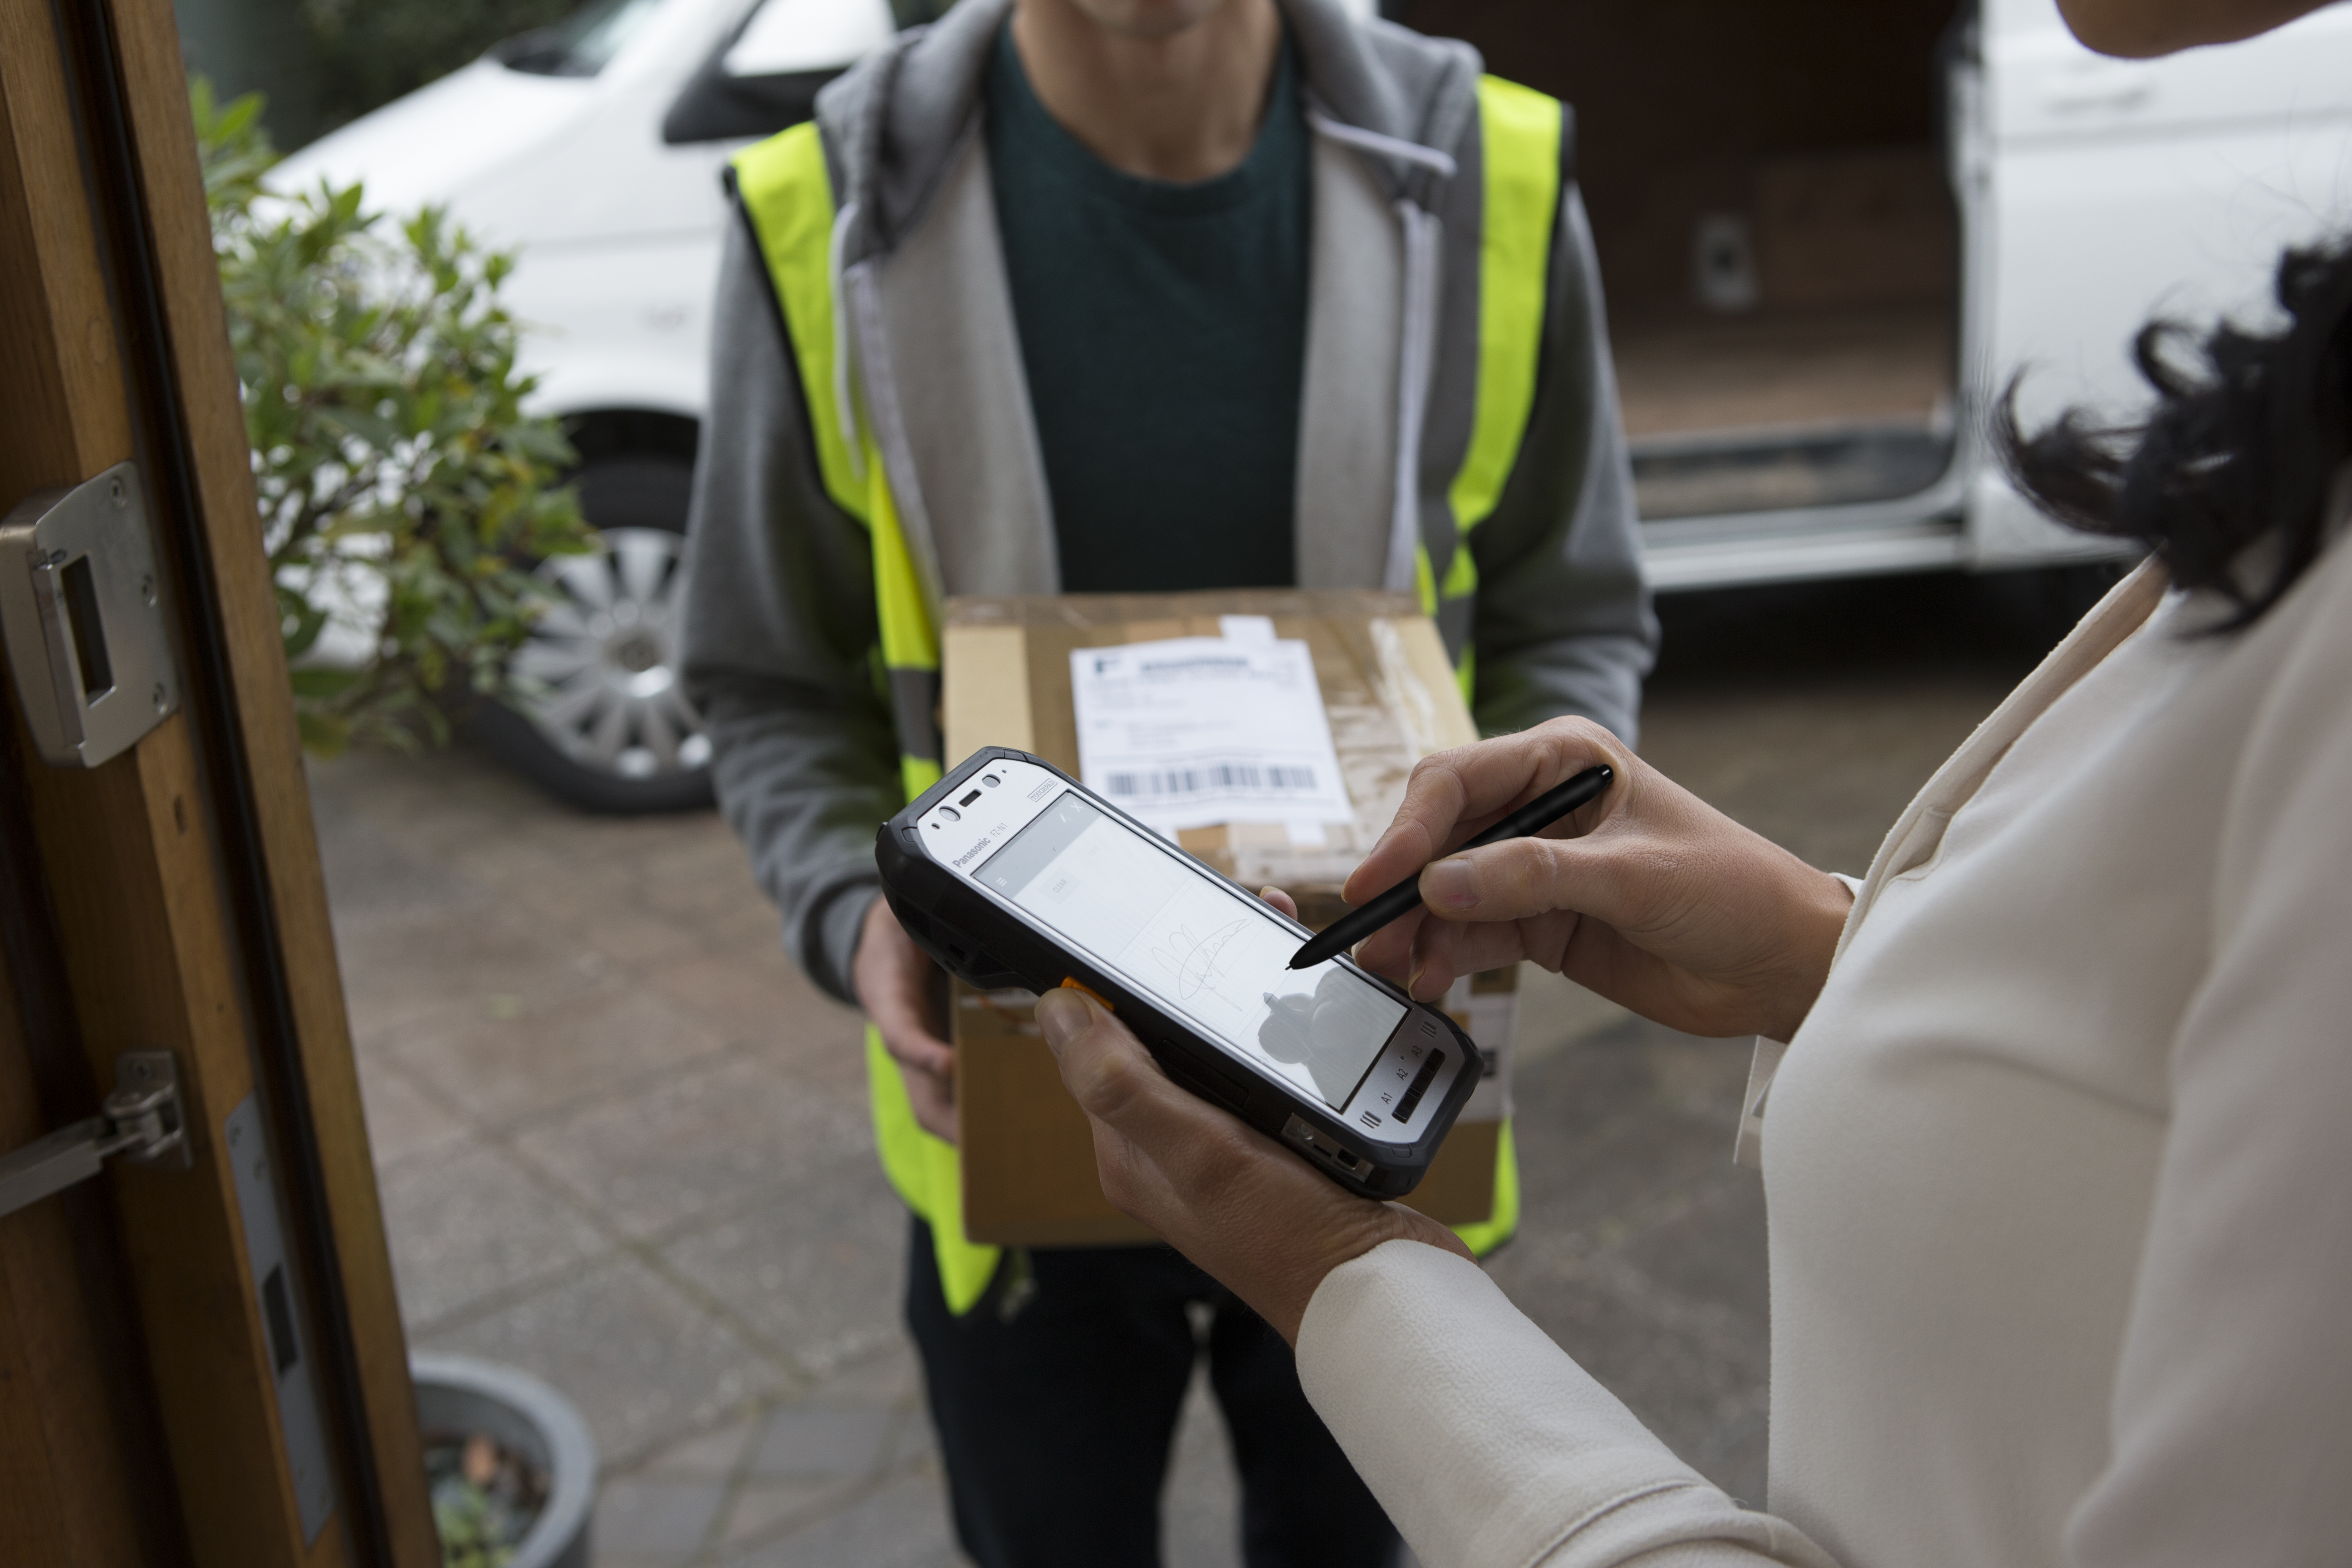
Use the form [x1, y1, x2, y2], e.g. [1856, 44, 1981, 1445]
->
[1467, 184, 1658, 748]
[680, 215, 893, 1005]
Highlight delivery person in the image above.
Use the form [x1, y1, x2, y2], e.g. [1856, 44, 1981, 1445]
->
[680, 0, 1655, 1559]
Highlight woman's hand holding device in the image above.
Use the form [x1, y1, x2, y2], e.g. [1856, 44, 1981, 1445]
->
[1034, 962, 1470, 1347]
[1349, 716, 1855, 1044]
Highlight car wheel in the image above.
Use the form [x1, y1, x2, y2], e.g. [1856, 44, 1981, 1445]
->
[465, 454, 716, 814]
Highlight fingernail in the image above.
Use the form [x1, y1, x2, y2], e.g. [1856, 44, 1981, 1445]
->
[1259, 886, 1280, 901]
[1408, 962, 1426, 997]
[1034, 989, 1088, 1055]
[1422, 857, 1478, 910]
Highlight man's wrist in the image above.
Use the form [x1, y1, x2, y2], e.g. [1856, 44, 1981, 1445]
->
[825, 883, 888, 1005]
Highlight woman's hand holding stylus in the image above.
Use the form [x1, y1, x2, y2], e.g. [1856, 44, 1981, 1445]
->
[1350, 717, 1854, 1044]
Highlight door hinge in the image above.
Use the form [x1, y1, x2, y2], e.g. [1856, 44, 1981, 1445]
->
[0, 461, 181, 768]
[0, 1051, 191, 1221]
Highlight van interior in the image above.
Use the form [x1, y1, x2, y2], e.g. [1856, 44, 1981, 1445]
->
[1403, 0, 1964, 525]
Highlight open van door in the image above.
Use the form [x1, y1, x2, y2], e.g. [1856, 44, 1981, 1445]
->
[0, 0, 436, 1560]
[1424, 0, 1979, 589]
[1966, 0, 2352, 564]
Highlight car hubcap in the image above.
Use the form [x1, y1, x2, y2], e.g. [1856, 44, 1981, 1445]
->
[510, 528, 710, 781]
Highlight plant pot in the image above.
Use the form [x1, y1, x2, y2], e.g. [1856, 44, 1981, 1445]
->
[412, 1352, 596, 1568]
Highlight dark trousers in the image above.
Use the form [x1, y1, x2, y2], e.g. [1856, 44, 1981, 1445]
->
[905, 1215, 1400, 1568]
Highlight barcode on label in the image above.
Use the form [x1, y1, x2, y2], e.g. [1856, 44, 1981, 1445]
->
[1104, 764, 1318, 797]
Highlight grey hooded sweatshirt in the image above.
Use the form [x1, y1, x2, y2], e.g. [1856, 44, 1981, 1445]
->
[681, 0, 1657, 1006]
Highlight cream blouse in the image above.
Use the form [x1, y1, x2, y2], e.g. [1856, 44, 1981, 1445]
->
[1295, 535, 2352, 1567]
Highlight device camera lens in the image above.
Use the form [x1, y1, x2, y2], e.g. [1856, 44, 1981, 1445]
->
[939, 806, 960, 822]
[981, 774, 1000, 787]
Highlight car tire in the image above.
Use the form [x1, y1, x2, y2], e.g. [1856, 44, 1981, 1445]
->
[464, 453, 717, 814]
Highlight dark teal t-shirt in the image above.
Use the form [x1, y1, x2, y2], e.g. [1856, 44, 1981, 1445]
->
[984, 25, 1309, 593]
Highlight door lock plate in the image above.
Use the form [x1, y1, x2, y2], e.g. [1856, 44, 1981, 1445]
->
[0, 461, 179, 767]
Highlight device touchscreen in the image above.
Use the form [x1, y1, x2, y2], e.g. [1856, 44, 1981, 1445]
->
[975, 792, 1406, 1110]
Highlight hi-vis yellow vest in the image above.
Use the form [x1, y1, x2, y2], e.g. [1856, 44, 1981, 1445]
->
[733, 77, 1562, 1313]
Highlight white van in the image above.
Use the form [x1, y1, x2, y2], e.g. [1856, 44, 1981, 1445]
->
[277, 0, 2352, 810]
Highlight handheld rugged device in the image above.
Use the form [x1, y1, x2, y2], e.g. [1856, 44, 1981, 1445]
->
[875, 747, 1481, 1199]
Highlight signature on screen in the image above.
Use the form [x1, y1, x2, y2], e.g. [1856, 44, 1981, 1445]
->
[1152, 919, 1245, 1002]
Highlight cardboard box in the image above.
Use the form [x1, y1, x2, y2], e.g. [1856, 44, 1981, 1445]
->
[939, 589, 1519, 1246]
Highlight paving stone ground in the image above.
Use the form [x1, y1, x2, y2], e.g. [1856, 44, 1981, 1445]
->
[315, 571, 2079, 1565]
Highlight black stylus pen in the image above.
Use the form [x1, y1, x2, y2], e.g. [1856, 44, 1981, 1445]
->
[1286, 764, 1615, 970]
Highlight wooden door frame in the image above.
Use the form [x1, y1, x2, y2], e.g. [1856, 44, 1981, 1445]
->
[0, 0, 435, 1560]
[0, 716, 188, 1566]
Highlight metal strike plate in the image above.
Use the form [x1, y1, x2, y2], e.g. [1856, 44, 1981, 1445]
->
[0, 462, 178, 767]
[224, 1095, 337, 1542]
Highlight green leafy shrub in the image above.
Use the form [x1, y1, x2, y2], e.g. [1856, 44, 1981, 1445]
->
[192, 77, 593, 756]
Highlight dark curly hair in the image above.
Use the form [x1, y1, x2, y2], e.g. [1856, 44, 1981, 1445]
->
[2000, 240, 2352, 630]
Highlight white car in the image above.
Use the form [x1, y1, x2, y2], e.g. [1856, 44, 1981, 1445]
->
[278, 0, 2352, 810]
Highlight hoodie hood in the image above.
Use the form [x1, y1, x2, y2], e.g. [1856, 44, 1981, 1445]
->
[813, 0, 1484, 265]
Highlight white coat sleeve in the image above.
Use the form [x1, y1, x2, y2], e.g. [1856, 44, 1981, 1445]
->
[1295, 1240, 1836, 1568]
